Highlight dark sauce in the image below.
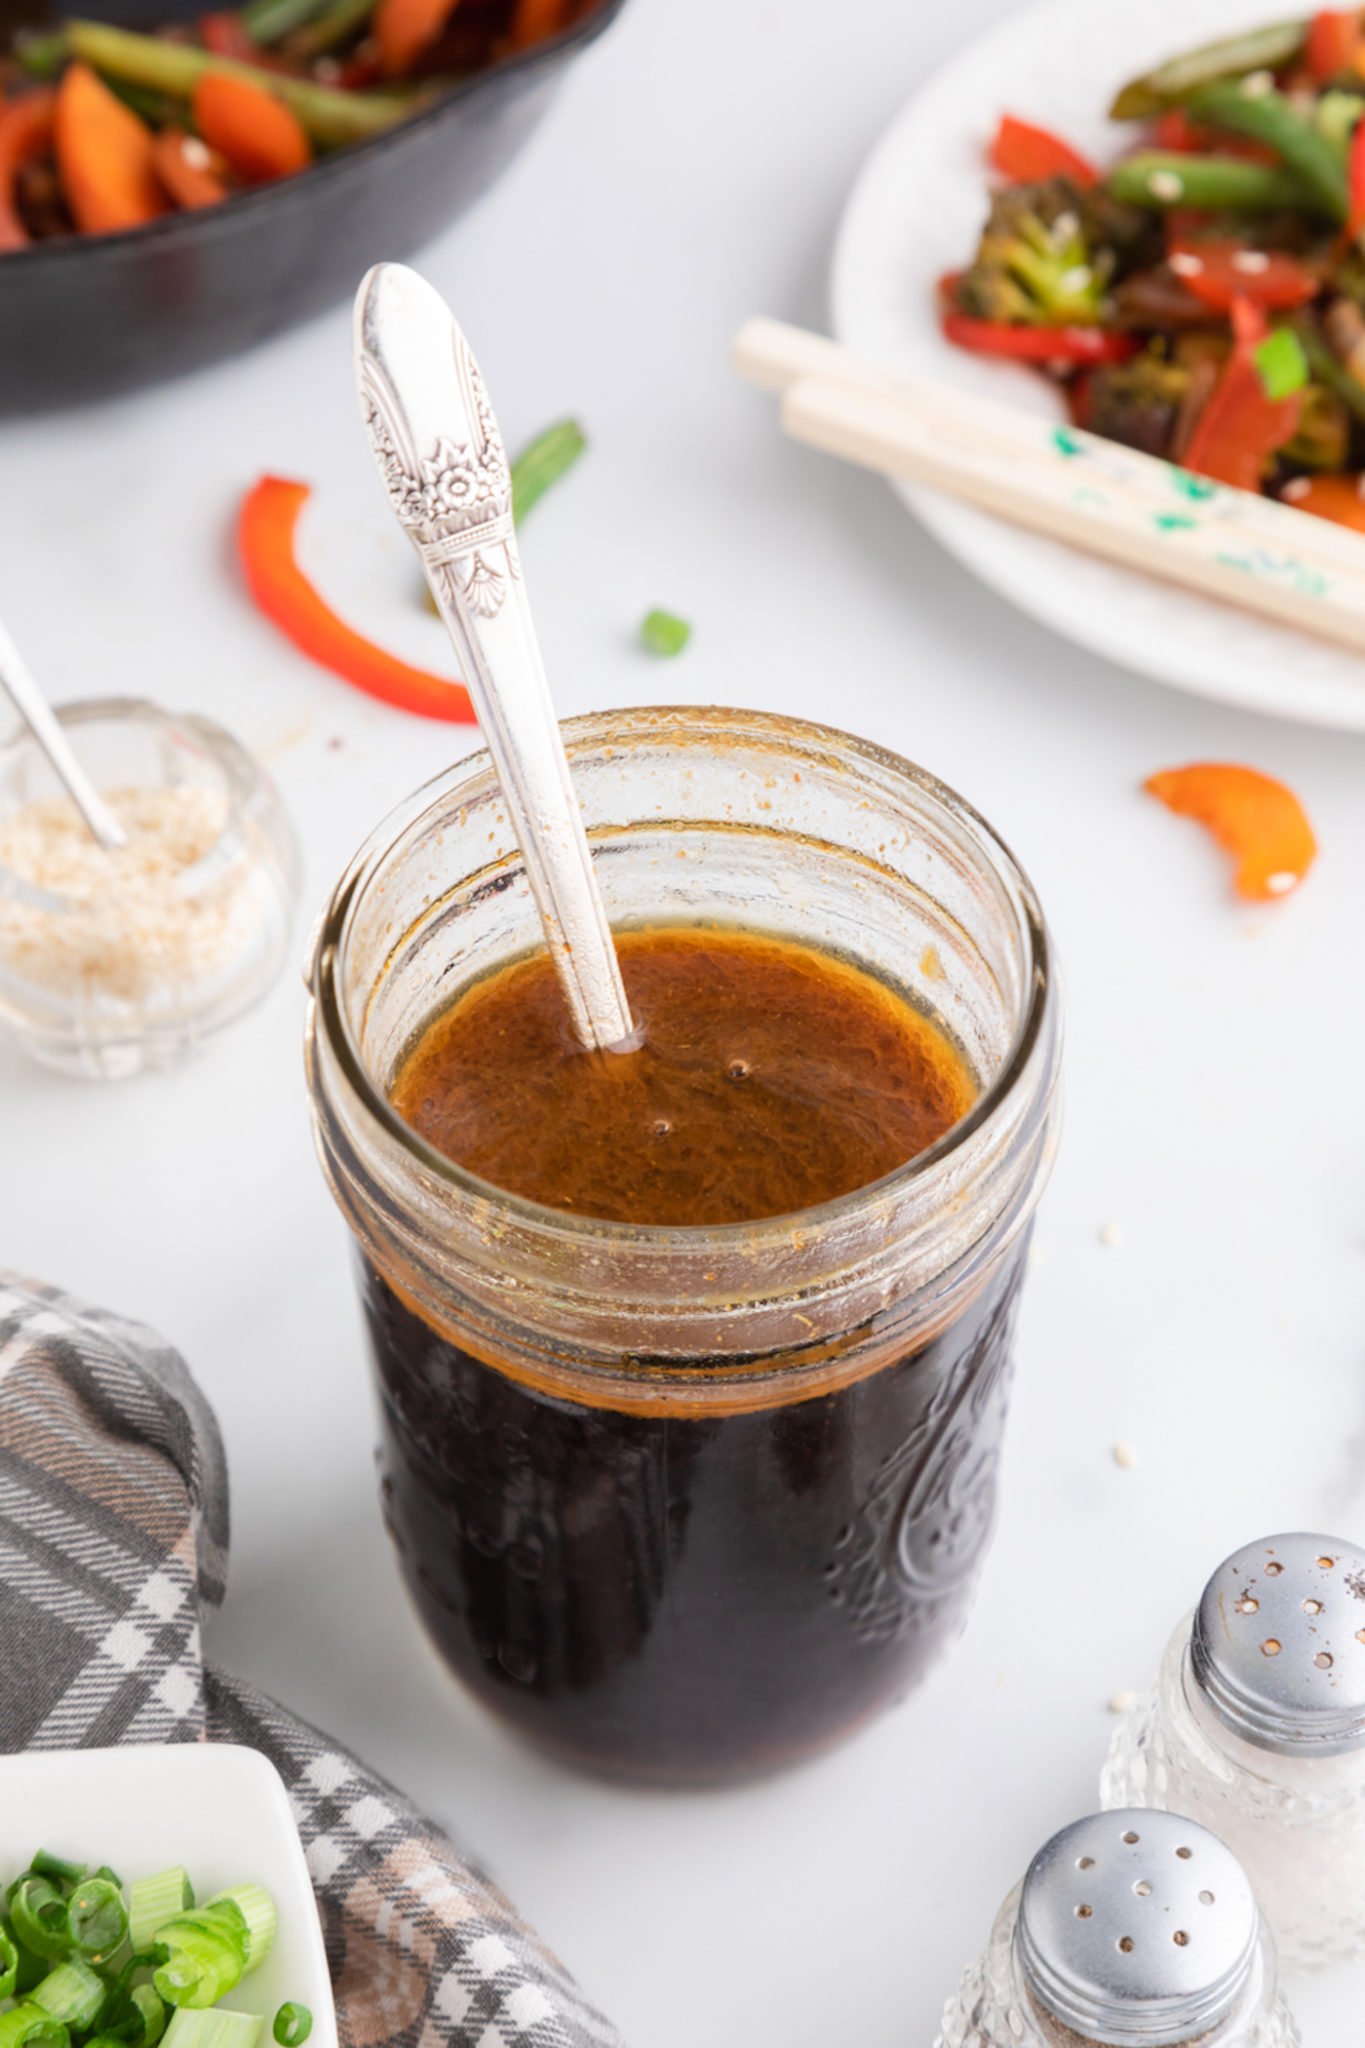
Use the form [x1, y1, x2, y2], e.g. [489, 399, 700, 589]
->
[365, 926, 1026, 1783]
[389, 926, 976, 1224]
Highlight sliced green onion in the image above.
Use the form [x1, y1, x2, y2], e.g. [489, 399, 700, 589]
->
[14, 29, 68, 77]
[129, 1876, 193, 1956]
[0, 2007, 69, 2048]
[33, 1960, 106, 2031]
[240, 0, 333, 43]
[152, 1912, 246, 2011]
[30, 1859, 85, 1892]
[128, 1985, 166, 2048]
[92, 1872, 122, 1895]
[10, 1884, 70, 1963]
[0, 1925, 19, 2000]
[1255, 328, 1310, 402]
[161, 2012, 261, 2048]
[67, 1883, 128, 1965]
[204, 1892, 274, 1978]
[639, 609, 692, 657]
[510, 419, 586, 525]
[271, 2008, 309, 2048]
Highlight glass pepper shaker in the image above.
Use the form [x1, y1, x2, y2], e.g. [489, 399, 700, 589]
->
[937, 1809, 1297, 2048]
[1102, 1533, 1365, 1968]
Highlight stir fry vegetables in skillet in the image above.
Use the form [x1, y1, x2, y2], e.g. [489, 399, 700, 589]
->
[0, 0, 600, 248]
[942, 10, 1365, 530]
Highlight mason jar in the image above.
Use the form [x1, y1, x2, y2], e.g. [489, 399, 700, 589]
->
[304, 705, 1061, 1784]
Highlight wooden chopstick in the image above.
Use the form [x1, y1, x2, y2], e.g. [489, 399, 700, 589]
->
[733, 317, 1365, 654]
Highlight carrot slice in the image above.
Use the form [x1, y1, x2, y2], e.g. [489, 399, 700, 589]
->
[1281, 471, 1365, 531]
[509, 0, 570, 49]
[374, 0, 460, 75]
[0, 90, 56, 252]
[1144, 764, 1317, 901]
[191, 71, 311, 183]
[238, 476, 475, 723]
[54, 63, 168, 236]
[152, 127, 230, 209]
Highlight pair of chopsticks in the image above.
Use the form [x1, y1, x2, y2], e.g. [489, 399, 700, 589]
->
[733, 317, 1365, 655]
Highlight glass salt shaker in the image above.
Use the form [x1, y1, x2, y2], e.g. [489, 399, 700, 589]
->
[1102, 1533, 1365, 1968]
[937, 1809, 1297, 2048]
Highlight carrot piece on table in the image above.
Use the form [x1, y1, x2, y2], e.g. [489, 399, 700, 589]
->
[54, 62, 169, 235]
[509, 0, 570, 49]
[152, 127, 230, 209]
[374, 0, 460, 76]
[1144, 764, 1317, 901]
[0, 90, 57, 252]
[191, 71, 311, 182]
[238, 476, 475, 724]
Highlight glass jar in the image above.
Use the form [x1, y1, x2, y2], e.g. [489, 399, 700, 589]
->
[1102, 1534, 1365, 1967]
[304, 705, 1061, 1784]
[0, 697, 300, 1080]
[937, 1810, 1298, 2048]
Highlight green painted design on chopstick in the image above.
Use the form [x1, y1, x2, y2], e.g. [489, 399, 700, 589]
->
[1052, 427, 1084, 458]
[1154, 513, 1198, 532]
[1169, 469, 1218, 501]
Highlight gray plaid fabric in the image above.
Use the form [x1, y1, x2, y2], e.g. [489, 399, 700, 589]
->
[0, 1272, 625, 2048]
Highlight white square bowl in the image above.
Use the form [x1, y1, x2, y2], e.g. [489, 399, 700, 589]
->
[0, 1745, 336, 2048]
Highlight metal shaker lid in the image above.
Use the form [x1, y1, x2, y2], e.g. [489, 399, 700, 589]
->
[1191, 1533, 1365, 1757]
[1015, 1811, 1259, 2048]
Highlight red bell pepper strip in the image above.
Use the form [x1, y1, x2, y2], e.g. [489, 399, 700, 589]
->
[0, 91, 56, 252]
[1169, 239, 1320, 311]
[940, 310, 1138, 365]
[988, 113, 1097, 187]
[1181, 297, 1302, 491]
[1306, 8, 1361, 80]
[238, 476, 475, 723]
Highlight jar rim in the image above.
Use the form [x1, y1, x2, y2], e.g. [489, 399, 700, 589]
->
[311, 703, 1055, 1253]
[0, 696, 260, 914]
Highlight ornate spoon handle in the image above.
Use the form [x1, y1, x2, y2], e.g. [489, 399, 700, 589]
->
[353, 263, 635, 1054]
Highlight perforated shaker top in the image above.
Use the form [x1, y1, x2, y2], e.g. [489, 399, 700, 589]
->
[1015, 1811, 1260, 2048]
[1191, 1532, 1365, 1757]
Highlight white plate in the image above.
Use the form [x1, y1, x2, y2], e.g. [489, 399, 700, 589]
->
[831, 0, 1365, 729]
[0, 1746, 336, 2048]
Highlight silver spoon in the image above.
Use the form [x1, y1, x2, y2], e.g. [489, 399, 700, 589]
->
[0, 617, 127, 851]
[353, 262, 635, 1053]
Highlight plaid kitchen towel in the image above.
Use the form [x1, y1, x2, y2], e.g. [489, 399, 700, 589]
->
[0, 1272, 625, 2048]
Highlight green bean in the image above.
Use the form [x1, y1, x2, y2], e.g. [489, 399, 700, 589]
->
[1110, 18, 1309, 120]
[1183, 81, 1348, 219]
[241, 0, 335, 46]
[290, 0, 376, 57]
[510, 419, 586, 524]
[1294, 317, 1365, 426]
[1107, 151, 1317, 212]
[65, 20, 413, 146]
[14, 30, 68, 78]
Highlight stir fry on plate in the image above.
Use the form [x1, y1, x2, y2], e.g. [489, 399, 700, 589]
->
[943, 11, 1365, 529]
[0, 0, 599, 248]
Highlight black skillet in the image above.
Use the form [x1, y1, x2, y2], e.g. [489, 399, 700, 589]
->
[0, 0, 626, 411]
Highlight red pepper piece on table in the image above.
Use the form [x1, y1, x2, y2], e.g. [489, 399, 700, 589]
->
[1169, 239, 1319, 311]
[239, 476, 475, 724]
[1180, 296, 1301, 491]
[988, 112, 1097, 186]
[1144, 764, 1317, 901]
[1306, 8, 1361, 80]
[0, 90, 56, 252]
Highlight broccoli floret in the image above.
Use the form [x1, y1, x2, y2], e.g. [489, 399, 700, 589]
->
[954, 176, 1157, 326]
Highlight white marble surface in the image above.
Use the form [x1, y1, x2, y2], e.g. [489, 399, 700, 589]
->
[3, 1, 1365, 2043]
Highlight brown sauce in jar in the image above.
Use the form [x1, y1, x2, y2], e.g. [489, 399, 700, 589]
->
[390, 925, 976, 1223]
[367, 924, 1024, 1784]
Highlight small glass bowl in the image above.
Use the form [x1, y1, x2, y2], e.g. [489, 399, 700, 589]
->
[0, 698, 301, 1079]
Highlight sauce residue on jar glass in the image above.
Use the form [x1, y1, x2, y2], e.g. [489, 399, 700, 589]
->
[389, 924, 977, 1225]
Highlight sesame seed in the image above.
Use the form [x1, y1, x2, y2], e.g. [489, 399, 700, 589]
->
[1282, 476, 1312, 502]
[1240, 68, 1275, 96]
[1108, 1690, 1139, 1714]
[1113, 1443, 1139, 1470]
[1099, 1221, 1124, 1249]
[181, 136, 213, 170]
[1232, 249, 1271, 274]
[1169, 251, 1204, 277]
[1149, 170, 1184, 202]
[1052, 210, 1080, 242]
[1264, 871, 1299, 895]
[1059, 265, 1093, 294]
